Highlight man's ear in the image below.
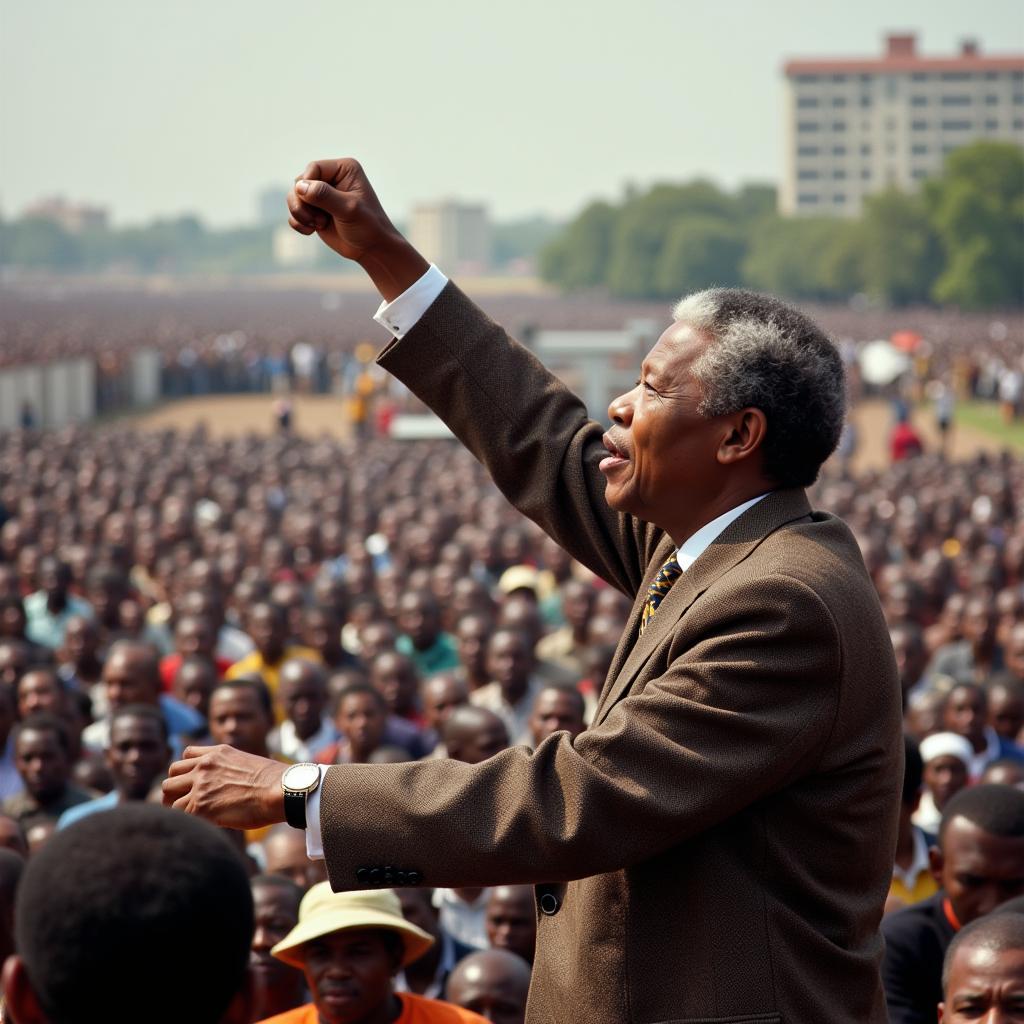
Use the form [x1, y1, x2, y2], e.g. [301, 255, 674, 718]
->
[928, 845, 944, 885]
[937, 1001, 944, 1022]
[2, 955, 48, 1023]
[716, 408, 768, 466]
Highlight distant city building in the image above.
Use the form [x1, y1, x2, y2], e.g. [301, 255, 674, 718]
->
[409, 201, 491, 273]
[272, 224, 317, 268]
[257, 185, 289, 226]
[23, 197, 109, 233]
[780, 34, 1024, 217]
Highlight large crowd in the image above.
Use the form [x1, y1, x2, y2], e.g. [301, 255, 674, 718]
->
[0, 290, 1022, 1021]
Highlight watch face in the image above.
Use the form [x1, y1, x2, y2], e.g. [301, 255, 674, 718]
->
[284, 763, 320, 792]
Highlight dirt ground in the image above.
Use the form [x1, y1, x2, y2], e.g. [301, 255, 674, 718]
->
[128, 394, 1005, 474]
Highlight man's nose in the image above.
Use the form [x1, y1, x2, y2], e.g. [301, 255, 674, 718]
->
[608, 389, 635, 426]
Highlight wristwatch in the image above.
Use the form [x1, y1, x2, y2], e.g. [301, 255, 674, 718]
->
[281, 762, 322, 830]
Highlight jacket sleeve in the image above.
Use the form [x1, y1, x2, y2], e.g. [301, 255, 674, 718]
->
[321, 573, 839, 889]
[376, 281, 656, 597]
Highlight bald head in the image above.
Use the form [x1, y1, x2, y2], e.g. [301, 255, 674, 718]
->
[261, 823, 326, 893]
[941, 907, 1024, 1016]
[446, 949, 531, 1024]
[442, 705, 509, 765]
[485, 885, 537, 966]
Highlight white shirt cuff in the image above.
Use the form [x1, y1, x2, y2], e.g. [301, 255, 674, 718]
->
[304, 764, 330, 860]
[373, 264, 448, 338]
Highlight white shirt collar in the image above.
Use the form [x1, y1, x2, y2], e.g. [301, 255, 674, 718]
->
[892, 826, 932, 887]
[676, 493, 770, 572]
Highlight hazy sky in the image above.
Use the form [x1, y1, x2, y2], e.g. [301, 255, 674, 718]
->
[2, 0, 1021, 228]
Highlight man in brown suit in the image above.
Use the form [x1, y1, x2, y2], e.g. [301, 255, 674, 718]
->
[165, 159, 903, 1023]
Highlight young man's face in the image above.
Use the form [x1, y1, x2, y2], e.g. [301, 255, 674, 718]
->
[939, 943, 1024, 1022]
[301, 929, 399, 1024]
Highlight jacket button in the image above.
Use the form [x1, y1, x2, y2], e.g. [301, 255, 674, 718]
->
[355, 867, 368, 884]
[369, 868, 382, 885]
[407, 870, 422, 885]
[539, 892, 560, 916]
[396, 871, 407, 886]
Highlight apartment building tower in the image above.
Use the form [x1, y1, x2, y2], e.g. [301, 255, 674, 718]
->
[409, 201, 491, 274]
[780, 34, 1024, 217]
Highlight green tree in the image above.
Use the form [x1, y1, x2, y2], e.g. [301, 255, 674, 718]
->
[655, 216, 745, 296]
[2, 217, 82, 269]
[925, 142, 1024, 308]
[859, 189, 941, 306]
[540, 201, 616, 290]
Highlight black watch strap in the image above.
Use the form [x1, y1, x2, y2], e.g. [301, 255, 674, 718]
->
[284, 789, 307, 830]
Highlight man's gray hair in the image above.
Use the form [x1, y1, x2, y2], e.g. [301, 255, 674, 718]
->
[672, 288, 846, 488]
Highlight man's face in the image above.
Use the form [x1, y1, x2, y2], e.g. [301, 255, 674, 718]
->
[17, 671, 65, 719]
[304, 609, 340, 656]
[249, 606, 286, 662]
[486, 633, 533, 695]
[447, 962, 528, 1024]
[529, 689, 586, 746]
[989, 687, 1024, 743]
[889, 630, 926, 693]
[39, 561, 67, 601]
[939, 943, 1024, 1022]
[250, 883, 303, 997]
[103, 651, 157, 711]
[0, 643, 30, 690]
[457, 617, 492, 680]
[173, 664, 216, 719]
[396, 889, 441, 944]
[336, 694, 386, 755]
[462, 718, 509, 765]
[371, 656, 418, 717]
[421, 677, 467, 732]
[963, 600, 996, 651]
[485, 888, 536, 964]
[63, 617, 98, 663]
[925, 756, 970, 810]
[263, 830, 327, 891]
[1006, 626, 1024, 681]
[174, 616, 215, 658]
[933, 817, 1024, 925]
[280, 668, 327, 738]
[945, 687, 988, 747]
[301, 928, 399, 1024]
[15, 728, 68, 802]
[107, 716, 170, 800]
[397, 595, 440, 651]
[208, 689, 270, 756]
[602, 322, 725, 525]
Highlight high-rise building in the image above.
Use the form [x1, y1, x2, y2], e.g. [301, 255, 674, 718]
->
[780, 34, 1024, 217]
[409, 201, 491, 273]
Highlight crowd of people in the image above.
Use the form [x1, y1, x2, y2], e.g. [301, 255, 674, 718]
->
[0, 312, 1022, 1018]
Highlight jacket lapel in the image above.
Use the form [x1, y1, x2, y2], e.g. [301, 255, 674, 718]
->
[592, 489, 812, 726]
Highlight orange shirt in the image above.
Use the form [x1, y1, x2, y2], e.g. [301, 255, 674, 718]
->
[258, 992, 489, 1024]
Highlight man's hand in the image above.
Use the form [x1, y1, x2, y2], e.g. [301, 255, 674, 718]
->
[162, 745, 287, 831]
[286, 157, 429, 301]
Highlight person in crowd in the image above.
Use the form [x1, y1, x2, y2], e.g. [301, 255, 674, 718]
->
[930, 599, 1005, 687]
[987, 675, 1024, 745]
[23, 557, 93, 650]
[914, 731, 973, 834]
[261, 823, 329, 892]
[318, 683, 389, 765]
[158, 613, 232, 689]
[469, 629, 542, 746]
[906, 688, 948, 744]
[441, 707, 509, 765]
[943, 682, 1024, 779]
[225, 602, 320, 703]
[938, 907, 1024, 1022]
[172, 653, 219, 723]
[82, 639, 203, 755]
[484, 887, 536, 967]
[453, 614, 494, 693]
[981, 758, 1024, 788]
[397, 887, 477, 999]
[0, 684, 24, 802]
[271, 659, 337, 762]
[890, 735, 938, 912]
[527, 684, 587, 748]
[890, 623, 929, 702]
[258, 884, 486, 1023]
[890, 415, 924, 462]
[371, 651, 425, 726]
[396, 591, 460, 677]
[1, 803, 254, 1024]
[303, 605, 360, 673]
[445, 949, 532, 1024]
[535, 580, 595, 680]
[251, 873, 308, 1022]
[58, 704, 171, 828]
[0, 814, 28, 858]
[882, 783, 1024, 1023]
[209, 678, 279, 760]
[55, 614, 103, 692]
[16, 668, 68, 720]
[3, 715, 91, 826]
[421, 673, 470, 750]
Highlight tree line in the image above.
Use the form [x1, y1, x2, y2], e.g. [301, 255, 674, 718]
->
[540, 141, 1023, 309]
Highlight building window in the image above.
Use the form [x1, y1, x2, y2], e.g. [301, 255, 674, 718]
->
[910, 96, 928, 106]
[797, 121, 820, 132]
[1013, 72, 1024, 82]
[798, 170, 820, 180]
[832, 120, 847, 131]
[832, 145, 847, 155]
[911, 72, 928, 82]
[941, 120, 973, 131]
[985, 95, 999, 105]
[833, 170, 847, 180]
[942, 145, 957, 155]
[861, 144, 871, 156]
[833, 194, 846, 203]
[912, 144, 928, 155]
[832, 96, 847, 107]
[984, 118, 999, 130]
[940, 95, 971, 106]
[796, 75, 819, 84]
[797, 145, 820, 156]
[860, 95, 872, 108]
[1015, 94, 1024, 104]
[861, 168, 871, 179]
[1015, 118, 1024, 130]
[911, 120, 928, 130]
[940, 72, 971, 81]
[832, 74, 847, 83]
[797, 193, 820, 204]
[911, 168, 929, 180]
[797, 96, 820, 108]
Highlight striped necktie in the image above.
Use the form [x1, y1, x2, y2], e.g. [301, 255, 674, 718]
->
[640, 553, 683, 635]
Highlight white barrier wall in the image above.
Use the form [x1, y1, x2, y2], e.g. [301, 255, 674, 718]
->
[131, 350, 161, 406]
[0, 358, 98, 430]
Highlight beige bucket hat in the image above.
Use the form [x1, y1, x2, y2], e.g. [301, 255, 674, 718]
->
[271, 884, 435, 969]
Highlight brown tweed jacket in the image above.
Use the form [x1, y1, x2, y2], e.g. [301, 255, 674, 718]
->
[321, 283, 903, 1023]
